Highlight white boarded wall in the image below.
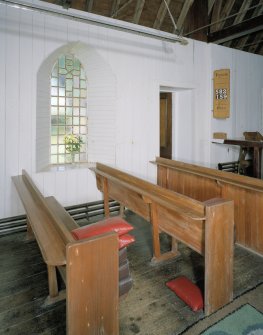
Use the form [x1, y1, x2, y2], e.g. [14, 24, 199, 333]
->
[210, 44, 263, 167]
[0, 0, 263, 219]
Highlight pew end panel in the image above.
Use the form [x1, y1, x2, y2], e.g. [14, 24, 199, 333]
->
[66, 232, 119, 335]
[204, 198, 234, 316]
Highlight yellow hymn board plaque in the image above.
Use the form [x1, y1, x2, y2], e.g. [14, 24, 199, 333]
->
[213, 69, 230, 118]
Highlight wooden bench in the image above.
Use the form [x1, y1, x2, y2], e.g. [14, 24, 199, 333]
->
[153, 157, 263, 256]
[91, 163, 234, 316]
[12, 170, 119, 335]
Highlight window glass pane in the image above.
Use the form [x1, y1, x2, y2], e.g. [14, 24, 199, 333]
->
[80, 80, 86, 89]
[58, 136, 65, 144]
[51, 107, 58, 115]
[50, 54, 87, 164]
[66, 117, 72, 125]
[80, 117, 86, 126]
[80, 126, 86, 134]
[59, 126, 65, 135]
[51, 77, 58, 86]
[59, 56, 65, 68]
[59, 88, 65, 96]
[59, 97, 65, 106]
[59, 75, 66, 87]
[51, 145, 58, 154]
[59, 107, 65, 115]
[66, 107, 72, 115]
[51, 97, 58, 105]
[66, 80, 73, 91]
[66, 98, 72, 106]
[80, 108, 86, 116]
[51, 136, 57, 144]
[51, 155, 58, 164]
[51, 87, 58, 96]
[51, 126, 58, 135]
[59, 145, 65, 154]
[73, 126, 79, 134]
[73, 76, 79, 88]
[58, 155, 65, 163]
[73, 89, 80, 97]
[73, 98, 79, 107]
[51, 116, 58, 125]
[73, 117, 79, 125]
[73, 108, 79, 116]
[80, 89, 86, 98]
[58, 116, 65, 125]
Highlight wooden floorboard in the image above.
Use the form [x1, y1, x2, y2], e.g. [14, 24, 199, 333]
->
[0, 211, 263, 334]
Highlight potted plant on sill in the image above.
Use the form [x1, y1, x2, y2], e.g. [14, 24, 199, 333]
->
[64, 134, 84, 164]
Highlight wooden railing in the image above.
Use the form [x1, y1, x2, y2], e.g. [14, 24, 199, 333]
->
[153, 157, 263, 255]
[91, 163, 234, 315]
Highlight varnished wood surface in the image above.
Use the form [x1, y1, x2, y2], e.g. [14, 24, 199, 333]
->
[12, 175, 66, 266]
[92, 163, 234, 315]
[12, 171, 120, 334]
[154, 157, 263, 255]
[67, 233, 119, 335]
[0, 212, 262, 335]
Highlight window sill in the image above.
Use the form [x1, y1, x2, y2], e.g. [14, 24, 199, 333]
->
[40, 161, 96, 173]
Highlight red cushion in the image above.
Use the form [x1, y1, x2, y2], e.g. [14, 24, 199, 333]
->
[118, 234, 135, 249]
[71, 217, 133, 240]
[166, 276, 204, 312]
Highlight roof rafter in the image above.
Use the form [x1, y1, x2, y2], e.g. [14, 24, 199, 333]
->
[133, 0, 145, 24]
[176, 0, 194, 32]
[85, 0, 93, 12]
[111, 0, 134, 18]
[153, 0, 171, 30]
[208, 0, 215, 15]
[217, 0, 235, 31]
[208, 14, 263, 44]
[210, 0, 223, 33]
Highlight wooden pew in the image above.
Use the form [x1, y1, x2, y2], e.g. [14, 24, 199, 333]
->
[91, 163, 234, 316]
[12, 170, 119, 335]
[153, 157, 263, 256]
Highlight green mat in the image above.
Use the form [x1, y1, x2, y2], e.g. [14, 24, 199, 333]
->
[201, 304, 263, 335]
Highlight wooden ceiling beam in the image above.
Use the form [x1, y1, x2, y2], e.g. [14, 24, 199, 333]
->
[111, 0, 121, 17]
[233, 0, 253, 25]
[133, 0, 145, 24]
[217, 0, 235, 30]
[176, 0, 194, 32]
[111, 0, 134, 18]
[210, 0, 223, 33]
[85, 0, 93, 12]
[208, 0, 215, 15]
[208, 14, 263, 44]
[153, 0, 171, 30]
[235, 2, 263, 49]
[248, 32, 263, 53]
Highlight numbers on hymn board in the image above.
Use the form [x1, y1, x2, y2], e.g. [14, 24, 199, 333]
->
[215, 88, 227, 100]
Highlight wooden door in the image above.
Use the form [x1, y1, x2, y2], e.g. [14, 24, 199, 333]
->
[160, 93, 172, 159]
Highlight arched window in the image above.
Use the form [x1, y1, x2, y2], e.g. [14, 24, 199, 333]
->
[50, 54, 87, 164]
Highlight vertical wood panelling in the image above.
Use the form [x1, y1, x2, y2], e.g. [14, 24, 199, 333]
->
[5, 6, 20, 217]
[155, 159, 263, 255]
[19, 9, 33, 174]
[1, 1, 263, 219]
[0, 3, 7, 216]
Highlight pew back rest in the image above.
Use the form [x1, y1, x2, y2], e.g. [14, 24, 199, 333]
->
[12, 170, 76, 265]
[93, 163, 206, 220]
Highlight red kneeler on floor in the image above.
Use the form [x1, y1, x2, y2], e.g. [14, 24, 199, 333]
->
[166, 276, 204, 312]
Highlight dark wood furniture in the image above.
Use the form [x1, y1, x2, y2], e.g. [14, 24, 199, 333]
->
[12, 170, 119, 335]
[153, 157, 263, 256]
[223, 138, 263, 178]
[92, 163, 234, 316]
